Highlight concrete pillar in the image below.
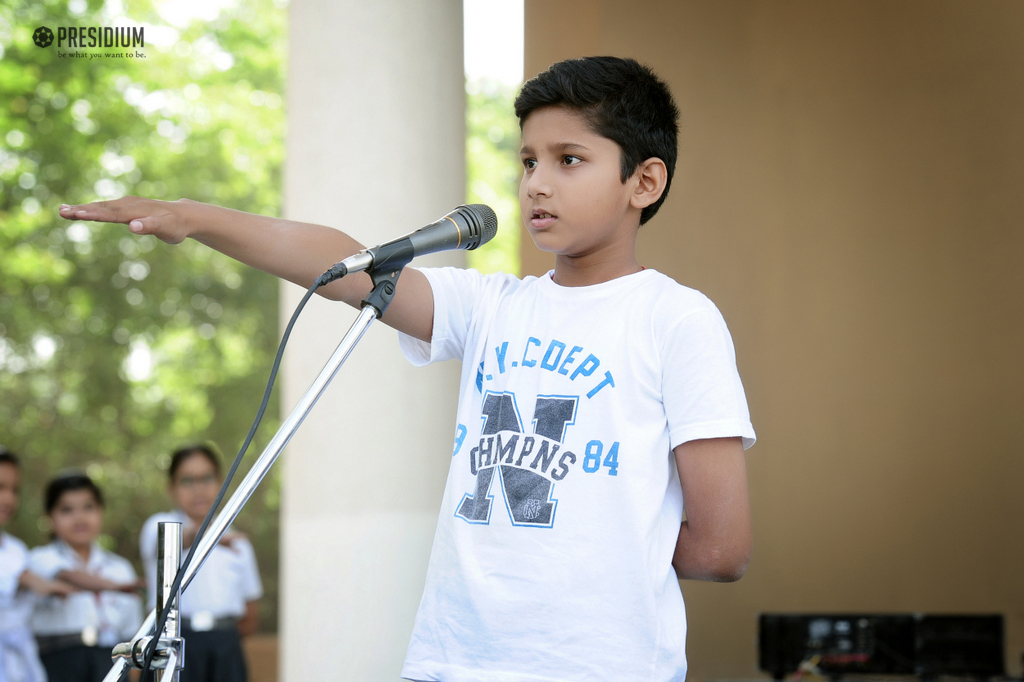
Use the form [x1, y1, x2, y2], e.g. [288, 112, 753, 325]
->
[281, 1, 464, 679]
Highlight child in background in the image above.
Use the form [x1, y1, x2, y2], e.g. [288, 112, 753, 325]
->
[0, 449, 74, 682]
[139, 444, 262, 682]
[29, 471, 143, 682]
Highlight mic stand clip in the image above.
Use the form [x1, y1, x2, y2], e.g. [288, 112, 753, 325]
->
[361, 245, 410, 318]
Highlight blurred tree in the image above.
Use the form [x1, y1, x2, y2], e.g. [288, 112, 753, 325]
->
[1, 0, 521, 637]
[465, 77, 521, 276]
[0, 0, 286, 630]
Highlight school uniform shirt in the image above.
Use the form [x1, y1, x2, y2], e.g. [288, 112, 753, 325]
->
[0, 533, 46, 682]
[28, 540, 142, 648]
[397, 267, 755, 682]
[139, 511, 262, 622]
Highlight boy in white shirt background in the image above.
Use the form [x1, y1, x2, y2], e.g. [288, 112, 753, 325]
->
[0, 449, 75, 682]
[29, 471, 142, 682]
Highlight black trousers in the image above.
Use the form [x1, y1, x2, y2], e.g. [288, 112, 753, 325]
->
[177, 628, 248, 682]
[38, 631, 247, 682]
[40, 645, 113, 682]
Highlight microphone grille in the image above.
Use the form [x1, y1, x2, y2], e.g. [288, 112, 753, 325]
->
[463, 203, 498, 248]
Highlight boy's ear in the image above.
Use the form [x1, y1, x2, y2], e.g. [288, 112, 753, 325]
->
[629, 158, 668, 210]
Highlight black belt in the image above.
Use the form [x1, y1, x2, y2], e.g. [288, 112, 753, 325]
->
[35, 628, 100, 655]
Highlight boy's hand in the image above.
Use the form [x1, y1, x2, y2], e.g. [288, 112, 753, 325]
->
[220, 529, 247, 549]
[45, 580, 79, 597]
[59, 196, 194, 244]
[115, 577, 147, 594]
[20, 570, 79, 597]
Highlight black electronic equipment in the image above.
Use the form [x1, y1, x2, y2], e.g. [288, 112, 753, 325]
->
[916, 615, 1005, 677]
[759, 613, 1004, 679]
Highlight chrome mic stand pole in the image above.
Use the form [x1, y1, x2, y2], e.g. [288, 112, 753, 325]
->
[155, 522, 183, 682]
[110, 522, 184, 681]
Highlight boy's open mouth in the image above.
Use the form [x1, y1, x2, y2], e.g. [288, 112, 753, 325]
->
[531, 209, 557, 229]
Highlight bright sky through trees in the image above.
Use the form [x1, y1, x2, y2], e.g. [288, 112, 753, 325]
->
[464, 0, 523, 87]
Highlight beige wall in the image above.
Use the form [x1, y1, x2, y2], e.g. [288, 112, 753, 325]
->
[524, 1, 1024, 678]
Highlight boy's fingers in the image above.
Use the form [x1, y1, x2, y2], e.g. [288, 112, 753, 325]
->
[59, 202, 121, 222]
[59, 203, 93, 219]
[128, 216, 154, 234]
[60, 197, 143, 222]
[59, 198, 186, 243]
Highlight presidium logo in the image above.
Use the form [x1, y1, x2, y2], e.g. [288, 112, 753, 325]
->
[32, 24, 145, 58]
[33, 26, 54, 48]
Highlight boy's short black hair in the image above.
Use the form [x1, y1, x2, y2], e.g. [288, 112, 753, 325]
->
[0, 446, 18, 468]
[514, 56, 680, 225]
[169, 442, 222, 482]
[45, 470, 104, 513]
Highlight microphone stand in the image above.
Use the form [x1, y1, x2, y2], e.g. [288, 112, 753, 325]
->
[104, 261, 407, 682]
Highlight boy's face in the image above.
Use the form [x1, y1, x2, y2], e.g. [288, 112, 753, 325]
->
[0, 463, 20, 526]
[519, 106, 641, 262]
[49, 489, 103, 549]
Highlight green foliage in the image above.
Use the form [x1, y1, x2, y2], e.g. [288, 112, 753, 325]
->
[465, 78, 521, 276]
[0, 0, 285, 630]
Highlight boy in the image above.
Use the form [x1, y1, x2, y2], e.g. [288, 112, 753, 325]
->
[60, 56, 754, 680]
[1, 449, 76, 682]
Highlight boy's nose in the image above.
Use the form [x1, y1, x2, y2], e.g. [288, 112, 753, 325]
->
[525, 167, 553, 198]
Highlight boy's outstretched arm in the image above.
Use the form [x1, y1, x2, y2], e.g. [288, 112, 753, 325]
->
[58, 198, 435, 342]
[672, 437, 752, 582]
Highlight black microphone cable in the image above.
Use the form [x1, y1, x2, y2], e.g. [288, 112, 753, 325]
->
[140, 276, 322, 680]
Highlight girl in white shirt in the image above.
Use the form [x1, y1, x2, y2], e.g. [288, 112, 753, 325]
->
[139, 444, 262, 682]
[29, 472, 143, 682]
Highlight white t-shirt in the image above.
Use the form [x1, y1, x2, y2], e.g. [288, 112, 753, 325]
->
[397, 267, 755, 682]
[0, 533, 46, 682]
[139, 511, 262, 618]
[29, 540, 142, 646]
[0, 534, 33, 633]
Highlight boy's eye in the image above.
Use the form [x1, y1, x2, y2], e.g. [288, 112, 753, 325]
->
[562, 155, 582, 166]
[522, 158, 537, 170]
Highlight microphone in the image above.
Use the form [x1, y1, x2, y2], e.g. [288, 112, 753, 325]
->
[316, 204, 498, 286]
